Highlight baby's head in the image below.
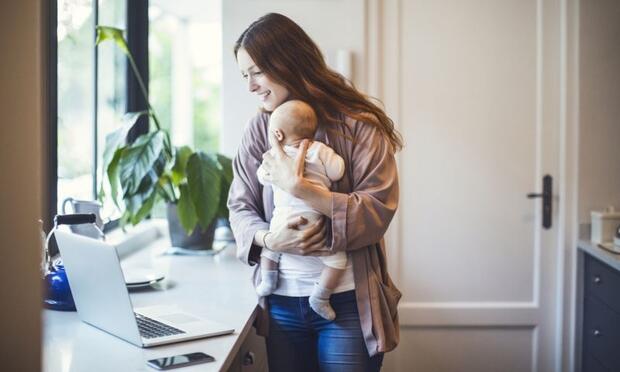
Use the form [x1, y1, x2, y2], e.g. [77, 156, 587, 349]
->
[269, 100, 317, 146]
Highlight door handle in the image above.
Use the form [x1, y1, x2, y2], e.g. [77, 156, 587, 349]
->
[527, 175, 552, 229]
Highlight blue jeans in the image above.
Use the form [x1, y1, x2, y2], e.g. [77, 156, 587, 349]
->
[267, 290, 384, 372]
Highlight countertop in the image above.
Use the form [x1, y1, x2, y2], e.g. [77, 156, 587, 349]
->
[577, 239, 620, 272]
[42, 222, 259, 372]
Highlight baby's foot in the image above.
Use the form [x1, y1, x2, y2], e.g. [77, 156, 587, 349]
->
[256, 270, 278, 297]
[309, 295, 336, 320]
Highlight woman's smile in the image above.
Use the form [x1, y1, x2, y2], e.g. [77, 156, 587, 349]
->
[237, 47, 289, 111]
[257, 90, 270, 101]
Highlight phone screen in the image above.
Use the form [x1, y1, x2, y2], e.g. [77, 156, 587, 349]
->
[147, 352, 215, 370]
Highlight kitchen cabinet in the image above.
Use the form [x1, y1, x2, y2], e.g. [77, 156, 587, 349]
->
[580, 243, 620, 372]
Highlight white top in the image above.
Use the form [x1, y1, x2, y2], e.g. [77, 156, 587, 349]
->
[257, 141, 356, 296]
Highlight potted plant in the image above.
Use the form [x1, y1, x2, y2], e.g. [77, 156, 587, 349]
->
[96, 26, 232, 250]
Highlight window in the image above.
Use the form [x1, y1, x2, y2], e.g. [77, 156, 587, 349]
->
[51, 0, 223, 226]
[57, 0, 97, 206]
[56, 0, 128, 223]
[148, 1, 222, 152]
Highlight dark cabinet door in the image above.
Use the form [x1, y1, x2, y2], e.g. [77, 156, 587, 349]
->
[583, 254, 620, 372]
[585, 255, 620, 313]
[583, 354, 610, 372]
[583, 296, 620, 371]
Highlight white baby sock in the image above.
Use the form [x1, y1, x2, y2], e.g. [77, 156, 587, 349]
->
[309, 283, 336, 320]
[256, 270, 278, 297]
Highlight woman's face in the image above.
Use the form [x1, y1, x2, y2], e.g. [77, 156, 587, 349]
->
[237, 48, 290, 111]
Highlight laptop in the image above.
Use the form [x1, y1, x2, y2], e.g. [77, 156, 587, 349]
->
[55, 230, 234, 347]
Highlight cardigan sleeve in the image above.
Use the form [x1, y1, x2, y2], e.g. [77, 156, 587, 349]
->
[227, 115, 270, 266]
[330, 121, 399, 252]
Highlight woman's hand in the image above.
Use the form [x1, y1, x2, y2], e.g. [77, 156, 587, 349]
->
[265, 215, 330, 256]
[259, 131, 309, 196]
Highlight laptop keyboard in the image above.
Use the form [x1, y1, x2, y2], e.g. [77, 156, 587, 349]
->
[135, 313, 186, 339]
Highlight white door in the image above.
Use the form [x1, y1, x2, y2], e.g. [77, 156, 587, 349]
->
[378, 0, 566, 371]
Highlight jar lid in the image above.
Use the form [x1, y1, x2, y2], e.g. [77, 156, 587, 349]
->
[591, 206, 620, 219]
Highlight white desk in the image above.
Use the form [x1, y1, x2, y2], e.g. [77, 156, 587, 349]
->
[43, 224, 265, 372]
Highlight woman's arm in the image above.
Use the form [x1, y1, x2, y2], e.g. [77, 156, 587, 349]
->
[291, 179, 332, 216]
[301, 123, 398, 252]
[258, 138, 330, 256]
[227, 115, 271, 265]
[229, 118, 331, 262]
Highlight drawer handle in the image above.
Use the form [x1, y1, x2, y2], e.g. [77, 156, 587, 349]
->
[593, 276, 601, 284]
[593, 329, 601, 337]
[243, 351, 255, 366]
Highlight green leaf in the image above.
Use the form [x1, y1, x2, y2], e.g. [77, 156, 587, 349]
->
[216, 154, 233, 185]
[97, 184, 106, 203]
[107, 146, 125, 208]
[124, 182, 155, 224]
[177, 184, 198, 234]
[124, 192, 144, 216]
[171, 146, 193, 185]
[216, 154, 233, 218]
[102, 111, 148, 169]
[187, 152, 221, 229]
[135, 169, 159, 195]
[138, 151, 167, 193]
[122, 150, 169, 225]
[120, 209, 132, 228]
[131, 189, 157, 225]
[95, 26, 129, 55]
[217, 186, 230, 219]
[100, 111, 149, 203]
[119, 131, 165, 196]
[157, 173, 178, 203]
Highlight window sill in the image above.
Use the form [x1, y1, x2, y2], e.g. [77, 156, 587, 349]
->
[104, 218, 167, 259]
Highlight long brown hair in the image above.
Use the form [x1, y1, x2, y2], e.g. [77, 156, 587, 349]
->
[234, 13, 403, 152]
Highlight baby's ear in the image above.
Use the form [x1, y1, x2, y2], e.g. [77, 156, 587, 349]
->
[274, 129, 284, 142]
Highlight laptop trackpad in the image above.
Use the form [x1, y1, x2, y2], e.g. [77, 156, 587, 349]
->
[159, 313, 201, 324]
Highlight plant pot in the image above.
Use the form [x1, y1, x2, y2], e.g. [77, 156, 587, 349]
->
[166, 203, 217, 250]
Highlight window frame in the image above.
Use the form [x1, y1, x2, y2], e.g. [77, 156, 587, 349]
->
[46, 0, 58, 234]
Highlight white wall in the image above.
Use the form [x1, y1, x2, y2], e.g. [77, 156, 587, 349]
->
[0, 0, 45, 370]
[220, 0, 367, 157]
[577, 0, 620, 223]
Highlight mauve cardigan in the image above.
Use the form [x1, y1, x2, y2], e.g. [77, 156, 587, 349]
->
[227, 111, 402, 356]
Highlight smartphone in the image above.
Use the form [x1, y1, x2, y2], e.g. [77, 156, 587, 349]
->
[147, 352, 215, 370]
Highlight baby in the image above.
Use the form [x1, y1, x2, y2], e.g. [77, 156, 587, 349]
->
[256, 100, 347, 320]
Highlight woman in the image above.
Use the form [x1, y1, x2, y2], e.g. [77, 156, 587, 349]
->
[228, 13, 402, 372]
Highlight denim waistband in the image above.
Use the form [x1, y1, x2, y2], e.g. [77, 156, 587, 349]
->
[269, 289, 355, 302]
